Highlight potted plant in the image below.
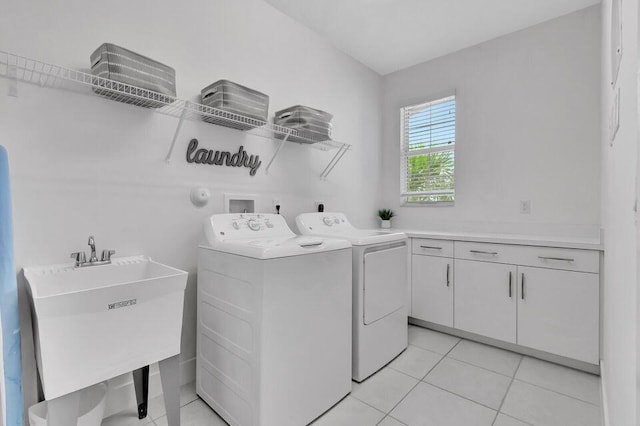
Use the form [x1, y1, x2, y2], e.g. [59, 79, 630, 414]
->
[377, 209, 395, 229]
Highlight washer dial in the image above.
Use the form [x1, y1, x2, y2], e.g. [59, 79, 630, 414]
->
[248, 219, 261, 231]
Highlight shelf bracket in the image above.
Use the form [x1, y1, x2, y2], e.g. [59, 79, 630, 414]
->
[320, 144, 349, 180]
[264, 130, 291, 174]
[6, 64, 17, 97]
[165, 101, 189, 163]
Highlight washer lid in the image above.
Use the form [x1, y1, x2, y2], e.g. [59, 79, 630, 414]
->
[296, 212, 407, 246]
[202, 213, 351, 259]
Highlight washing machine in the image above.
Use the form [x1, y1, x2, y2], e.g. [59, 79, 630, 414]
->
[296, 212, 408, 382]
[197, 213, 352, 426]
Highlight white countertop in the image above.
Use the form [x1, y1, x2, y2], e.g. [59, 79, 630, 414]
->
[393, 229, 603, 251]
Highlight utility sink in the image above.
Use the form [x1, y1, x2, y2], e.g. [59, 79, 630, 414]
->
[24, 256, 188, 400]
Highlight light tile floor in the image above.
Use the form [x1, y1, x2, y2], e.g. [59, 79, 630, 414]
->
[102, 325, 602, 426]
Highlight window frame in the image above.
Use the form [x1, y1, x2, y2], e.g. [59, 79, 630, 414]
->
[400, 94, 457, 206]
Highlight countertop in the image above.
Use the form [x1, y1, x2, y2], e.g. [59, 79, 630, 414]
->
[392, 229, 603, 251]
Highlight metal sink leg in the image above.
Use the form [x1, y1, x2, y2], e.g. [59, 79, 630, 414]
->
[133, 365, 150, 419]
[159, 354, 181, 426]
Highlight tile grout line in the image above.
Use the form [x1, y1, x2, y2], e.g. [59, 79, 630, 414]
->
[415, 345, 523, 413]
[153, 397, 202, 424]
[411, 332, 522, 380]
[348, 392, 391, 417]
[445, 350, 601, 407]
[444, 353, 518, 379]
[508, 377, 602, 407]
[356, 348, 596, 426]
[422, 381, 504, 413]
[492, 355, 524, 425]
[495, 412, 536, 426]
[375, 337, 464, 426]
[419, 338, 463, 380]
[141, 385, 198, 422]
[355, 329, 598, 426]
[374, 413, 409, 426]
[404, 339, 524, 381]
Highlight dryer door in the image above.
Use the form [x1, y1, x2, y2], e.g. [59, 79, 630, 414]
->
[363, 243, 408, 325]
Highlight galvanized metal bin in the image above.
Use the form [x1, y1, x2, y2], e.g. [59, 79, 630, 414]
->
[201, 80, 269, 130]
[274, 105, 333, 143]
[90, 43, 176, 108]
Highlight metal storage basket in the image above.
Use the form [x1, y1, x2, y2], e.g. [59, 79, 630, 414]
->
[90, 43, 176, 108]
[201, 80, 269, 130]
[274, 105, 333, 143]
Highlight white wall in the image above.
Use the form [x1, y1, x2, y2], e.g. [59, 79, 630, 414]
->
[0, 0, 383, 416]
[599, 0, 639, 425]
[380, 7, 601, 238]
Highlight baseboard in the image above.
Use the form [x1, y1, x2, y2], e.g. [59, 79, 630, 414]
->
[409, 318, 600, 375]
[600, 360, 610, 426]
[103, 356, 196, 417]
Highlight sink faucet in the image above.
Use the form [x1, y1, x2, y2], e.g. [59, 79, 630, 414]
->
[88, 236, 98, 262]
[70, 236, 115, 268]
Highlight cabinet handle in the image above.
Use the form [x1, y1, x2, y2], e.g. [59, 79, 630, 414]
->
[470, 250, 498, 255]
[508, 271, 512, 298]
[538, 256, 575, 262]
[446, 263, 450, 287]
[420, 245, 443, 250]
[521, 273, 525, 300]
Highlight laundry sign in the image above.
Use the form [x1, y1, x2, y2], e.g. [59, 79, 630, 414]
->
[186, 138, 262, 176]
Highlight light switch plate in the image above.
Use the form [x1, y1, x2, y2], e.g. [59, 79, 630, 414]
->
[520, 200, 531, 214]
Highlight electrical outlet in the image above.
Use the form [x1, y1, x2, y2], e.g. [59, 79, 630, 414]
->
[520, 200, 531, 214]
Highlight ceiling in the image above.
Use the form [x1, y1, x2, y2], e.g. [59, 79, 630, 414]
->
[263, 0, 600, 75]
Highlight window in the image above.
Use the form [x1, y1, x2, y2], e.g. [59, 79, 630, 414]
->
[400, 95, 456, 204]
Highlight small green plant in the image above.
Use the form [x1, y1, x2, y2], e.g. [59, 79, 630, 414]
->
[378, 209, 395, 220]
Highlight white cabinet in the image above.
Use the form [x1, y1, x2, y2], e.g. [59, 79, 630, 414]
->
[454, 260, 517, 343]
[409, 237, 601, 366]
[411, 254, 453, 327]
[412, 238, 454, 258]
[517, 266, 599, 364]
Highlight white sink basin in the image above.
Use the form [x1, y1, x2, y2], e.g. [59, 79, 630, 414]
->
[24, 256, 187, 400]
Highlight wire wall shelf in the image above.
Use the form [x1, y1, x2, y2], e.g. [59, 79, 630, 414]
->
[0, 50, 350, 179]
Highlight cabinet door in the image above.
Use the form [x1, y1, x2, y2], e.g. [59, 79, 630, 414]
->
[454, 260, 517, 343]
[411, 255, 453, 327]
[517, 267, 599, 364]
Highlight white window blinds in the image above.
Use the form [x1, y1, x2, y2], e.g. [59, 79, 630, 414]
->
[400, 95, 456, 203]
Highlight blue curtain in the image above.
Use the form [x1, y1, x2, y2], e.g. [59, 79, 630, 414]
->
[0, 146, 23, 425]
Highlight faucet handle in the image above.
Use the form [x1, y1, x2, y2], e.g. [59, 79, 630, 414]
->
[101, 249, 116, 262]
[70, 251, 86, 267]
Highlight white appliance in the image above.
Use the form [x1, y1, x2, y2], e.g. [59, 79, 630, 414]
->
[197, 213, 352, 426]
[296, 212, 408, 382]
[24, 256, 187, 400]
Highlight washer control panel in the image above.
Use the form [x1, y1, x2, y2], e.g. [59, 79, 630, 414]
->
[321, 215, 346, 227]
[296, 212, 352, 234]
[228, 215, 275, 232]
[206, 213, 294, 244]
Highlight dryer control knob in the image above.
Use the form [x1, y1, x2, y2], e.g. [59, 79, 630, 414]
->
[232, 221, 240, 230]
[323, 217, 334, 226]
[248, 219, 260, 231]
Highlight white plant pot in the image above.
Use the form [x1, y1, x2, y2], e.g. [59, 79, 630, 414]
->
[380, 220, 391, 229]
